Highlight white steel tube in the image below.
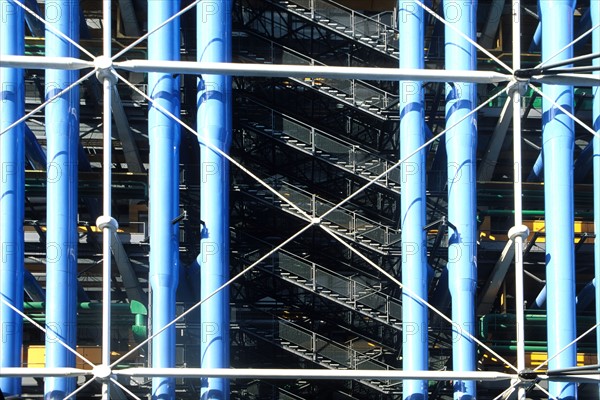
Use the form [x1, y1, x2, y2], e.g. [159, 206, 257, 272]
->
[0, 368, 90, 378]
[115, 368, 516, 381]
[512, 2, 526, 400]
[115, 60, 510, 83]
[0, 55, 93, 69]
[101, 1, 113, 399]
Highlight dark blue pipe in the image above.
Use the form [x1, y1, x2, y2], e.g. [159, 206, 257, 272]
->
[148, 1, 181, 398]
[24, 270, 45, 302]
[444, 1, 478, 398]
[399, 2, 428, 399]
[539, 1, 578, 398]
[44, 0, 80, 397]
[576, 278, 595, 312]
[25, 126, 47, 169]
[574, 142, 594, 184]
[23, 0, 44, 37]
[0, 0, 25, 396]
[198, 0, 232, 397]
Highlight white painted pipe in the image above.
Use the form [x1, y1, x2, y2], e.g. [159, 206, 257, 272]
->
[114, 368, 516, 382]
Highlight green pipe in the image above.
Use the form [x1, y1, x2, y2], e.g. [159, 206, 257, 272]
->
[24, 300, 148, 342]
[482, 209, 594, 218]
[480, 313, 596, 338]
[486, 345, 596, 353]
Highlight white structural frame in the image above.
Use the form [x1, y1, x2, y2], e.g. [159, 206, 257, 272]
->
[1, 0, 599, 399]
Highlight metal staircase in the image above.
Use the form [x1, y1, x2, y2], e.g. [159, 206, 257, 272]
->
[237, 306, 402, 397]
[258, 250, 403, 328]
[276, 0, 399, 58]
[234, 32, 398, 118]
[235, 179, 401, 254]
[236, 97, 401, 192]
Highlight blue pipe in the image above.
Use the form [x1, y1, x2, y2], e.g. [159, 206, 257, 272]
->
[24, 270, 45, 302]
[592, 0, 599, 397]
[25, 126, 47, 169]
[23, 0, 44, 37]
[540, 1, 578, 399]
[529, 22, 541, 53]
[0, 0, 25, 396]
[198, 1, 232, 397]
[444, 1, 477, 398]
[527, 153, 543, 182]
[399, 2, 427, 399]
[44, 0, 80, 397]
[576, 278, 595, 312]
[148, 1, 181, 398]
[574, 141, 594, 184]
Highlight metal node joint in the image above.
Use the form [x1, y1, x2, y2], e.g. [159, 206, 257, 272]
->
[92, 365, 112, 381]
[94, 56, 118, 84]
[96, 216, 119, 232]
[311, 217, 322, 225]
[507, 78, 528, 96]
[508, 224, 530, 241]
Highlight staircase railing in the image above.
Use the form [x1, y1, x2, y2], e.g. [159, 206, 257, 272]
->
[233, 33, 398, 115]
[280, 0, 399, 55]
[238, 178, 401, 251]
[237, 97, 401, 190]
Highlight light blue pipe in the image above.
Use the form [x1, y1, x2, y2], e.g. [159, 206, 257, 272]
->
[540, 1, 578, 399]
[444, 1, 477, 398]
[148, 1, 181, 398]
[0, 0, 25, 396]
[44, 0, 79, 398]
[198, 1, 232, 398]
[399, 2, 427, 399]
[592, 0, 599, 396]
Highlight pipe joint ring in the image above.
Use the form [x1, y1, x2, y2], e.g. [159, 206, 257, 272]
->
[508, 224, 530, 240]
[96, 215, 119, 232]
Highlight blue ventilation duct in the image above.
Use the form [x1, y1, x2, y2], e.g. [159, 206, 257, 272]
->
[592, 0, 600, 395]
[44, 0, 80, 397]
[197, 0, 232, 397]
[444, 1, 478, 398]
[0, 0, 25, 396]
[399, 2, 428, 399]
[539, 1, 578, 399]
[148, 1, 181, 398]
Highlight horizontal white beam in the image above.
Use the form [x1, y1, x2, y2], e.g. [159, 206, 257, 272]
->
[531, 73, 600, 86]
[116, 60, 511, 83]
[115, 368, 516, 382]
[0, 368, 91, 377]
[2, 56, 598, 86]
[0, 55, 94, 70]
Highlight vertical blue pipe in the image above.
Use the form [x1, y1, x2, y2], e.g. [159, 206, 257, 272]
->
[592, 0, 599, 397]
[444, 1, 477, 398]
[148, 1, 181, 398]
[44, 0, 79, 397]
[197, 1, 232, 398]
[0, 0, 25, 396]
[399, 2, 427, 399]
[540, 1, 577, 399]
